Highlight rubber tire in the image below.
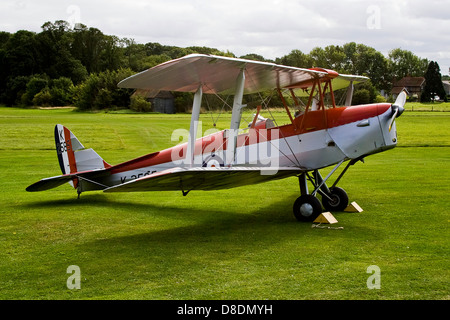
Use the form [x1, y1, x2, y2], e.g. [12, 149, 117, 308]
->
[293, 195, 323, 222]
[321, 187, 349, 212]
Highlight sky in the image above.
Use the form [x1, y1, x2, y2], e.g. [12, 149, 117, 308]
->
[1, 0, 449, 76]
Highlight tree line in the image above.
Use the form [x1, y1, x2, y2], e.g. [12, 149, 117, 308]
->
[0, 20, 443, 112]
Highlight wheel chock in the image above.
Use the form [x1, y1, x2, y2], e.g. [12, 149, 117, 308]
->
[313, 212, 338, 224]
[344, 201, 363, 213]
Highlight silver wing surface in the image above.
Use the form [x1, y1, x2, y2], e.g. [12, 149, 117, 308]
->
[103, 167, 303, 193]
[118, 54, 328, 96]
[292, 73, 369, 97]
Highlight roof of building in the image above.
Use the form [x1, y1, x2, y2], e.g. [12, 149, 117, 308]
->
[393, 76, 425, 88]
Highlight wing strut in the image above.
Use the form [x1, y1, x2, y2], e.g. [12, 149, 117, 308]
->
[186, 85, 203, 167]
[345, 81, 354, 106]
[226, 68, 246, 165]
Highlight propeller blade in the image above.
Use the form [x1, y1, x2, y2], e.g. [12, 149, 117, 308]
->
[389, 108, 399, 132]
[389, 91, 406, 132]
[394, 90, 407, 108]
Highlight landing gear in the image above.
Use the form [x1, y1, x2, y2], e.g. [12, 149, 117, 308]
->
[293, 195, 322, 222]
[321, 187, 348, 212]
[293, 160, 355, 222]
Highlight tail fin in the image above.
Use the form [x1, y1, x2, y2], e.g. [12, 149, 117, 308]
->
[55, 124, 110, 176]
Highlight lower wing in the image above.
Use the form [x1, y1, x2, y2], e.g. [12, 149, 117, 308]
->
[103, 167, 303, 193]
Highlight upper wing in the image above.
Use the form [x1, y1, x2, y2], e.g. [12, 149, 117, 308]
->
[118, 54, 368, 97]
[330, 74, 369, 91]
[292, 73, 369, 97]
[103, 166, 303, 193]
[117, 54, 327, 96]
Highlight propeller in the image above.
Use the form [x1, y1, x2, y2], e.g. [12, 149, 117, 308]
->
[389, 91, 406, 132]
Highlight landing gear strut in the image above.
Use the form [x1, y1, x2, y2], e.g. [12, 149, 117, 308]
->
[293, 159, 359, 222]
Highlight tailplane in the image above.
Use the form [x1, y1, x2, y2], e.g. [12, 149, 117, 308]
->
[26, 125, 111, 193]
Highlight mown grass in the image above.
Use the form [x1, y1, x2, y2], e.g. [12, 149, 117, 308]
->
[0, 105, 448, 300]
[403, 101, 450, 112]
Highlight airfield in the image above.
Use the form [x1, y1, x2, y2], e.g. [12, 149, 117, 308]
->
[0, 105, 448, 300]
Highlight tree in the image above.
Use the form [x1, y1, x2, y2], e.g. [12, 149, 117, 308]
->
[0, 20, 439, 111]
[421, 61, 447, 102]
[36, 21, 88, 84]
[49, 77, 74, 106]
[0, 32, 11, 101]
[3, 75, 31, 106]
[21, 75, 48, 106]
[343, 43, 390, 91]
[4, 30, 39, 77]
[71, 25, 106, 74]
[309, 45, 347, 72]
[0, 31, 10, 47]
[32, 88, 52, 107]
[352, 89, 371, 105]
[73, 68, 134, 110]
[122, 38, 148, 71]
[239, 53, 270, 62]
[144, 42, 164, 56]
[388, 48, 429, 80]
[130, 95, 152, 112]
[276, 49, 313, 68]
[100, 35, 123, 71]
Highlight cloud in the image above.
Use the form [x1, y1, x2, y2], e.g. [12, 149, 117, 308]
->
[0, 0, 449, 74]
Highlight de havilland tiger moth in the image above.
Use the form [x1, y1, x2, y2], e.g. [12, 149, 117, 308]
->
[26, 54, 405, 222]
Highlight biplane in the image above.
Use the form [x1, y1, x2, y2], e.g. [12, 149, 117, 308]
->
[26, 54, 406, 222]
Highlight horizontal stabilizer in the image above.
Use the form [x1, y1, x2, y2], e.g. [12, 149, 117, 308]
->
[26, 174, 78, 192]
[26, 169, 111, 192]
[104, 166, 303, 193]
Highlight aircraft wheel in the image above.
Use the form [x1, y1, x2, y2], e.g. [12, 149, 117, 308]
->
[322, 187, 349, 212]
[293, 195, 322, 222]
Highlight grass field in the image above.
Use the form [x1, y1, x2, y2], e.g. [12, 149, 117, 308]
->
[0, 104, 449, 300]
[403, 101, 450, 112]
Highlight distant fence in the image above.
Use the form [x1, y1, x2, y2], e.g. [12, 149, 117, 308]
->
[404, 103, 450, 112]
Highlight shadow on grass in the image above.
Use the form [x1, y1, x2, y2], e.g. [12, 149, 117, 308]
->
[23, 192, 315, 243]
[23, 192, 358, 243]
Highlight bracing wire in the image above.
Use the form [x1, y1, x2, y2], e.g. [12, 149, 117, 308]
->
[253, 87, 302, 167]
[203, 83, 232, 128]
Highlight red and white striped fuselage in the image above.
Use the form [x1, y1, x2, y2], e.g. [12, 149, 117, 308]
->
[86, 103, 397, 190]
